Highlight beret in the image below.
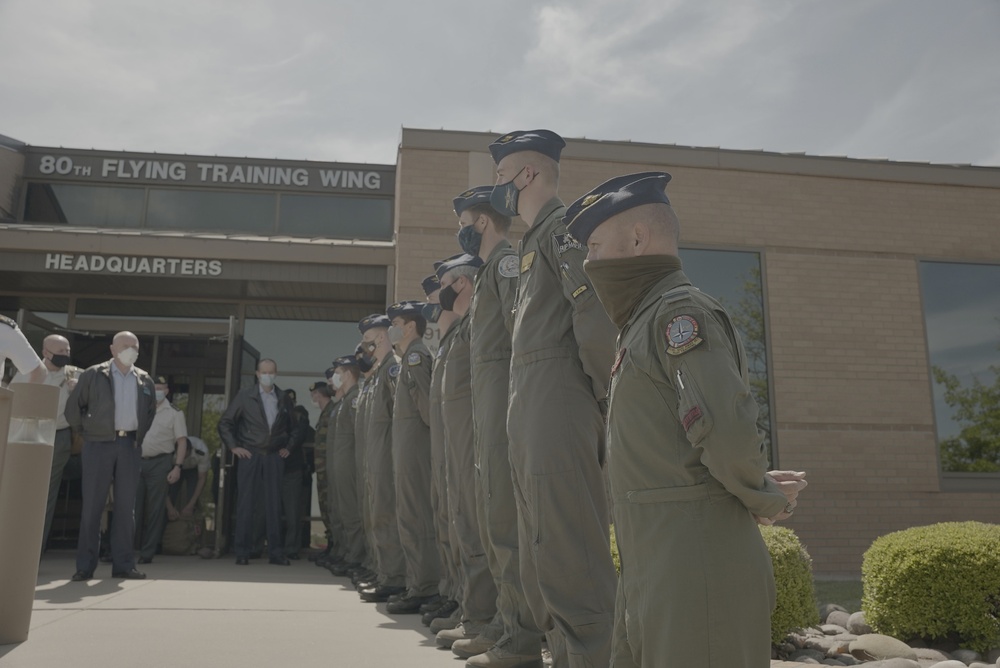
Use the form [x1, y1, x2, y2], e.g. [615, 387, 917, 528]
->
[387, 300, 426, 320]
[565, 172, 672, 245]
[421, 274, 440, 296]
[488, 129, 565, 164]
[452, 185, 494, 216]
[435, 253, 484, 280]
[358, 313, 391, 333]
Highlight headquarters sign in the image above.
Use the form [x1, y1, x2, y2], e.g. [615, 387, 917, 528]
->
[44, 253, 224, 277]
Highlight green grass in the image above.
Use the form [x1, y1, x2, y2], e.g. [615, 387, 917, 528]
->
[813, 579, 863, 614]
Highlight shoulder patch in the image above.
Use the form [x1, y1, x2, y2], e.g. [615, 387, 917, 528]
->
[520, 251, 536, 274]
[553, 233, 585, 256]
[665, 314, 704, 355]
[498, 254, 519, 278]
[0, 314, 17, 329]
[407, 352, 422, 366]
[388, 363, 401, 378]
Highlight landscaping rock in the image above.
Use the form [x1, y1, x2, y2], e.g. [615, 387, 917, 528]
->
[913, 648, 951, 663]
[926, 662, 969, 668]
[827, 610, 852, 628]
[850, 634, 919, 661]
[821, 603, 848, 621]
[988, 649, 1000, 664]
[847, 611, 873, 635]
[952, 649, 983, 664]
[861, 660, 921, 668]
[822, 624, 849, 636]
[969, 662, 994, 668]
[790, 648, 828, 663]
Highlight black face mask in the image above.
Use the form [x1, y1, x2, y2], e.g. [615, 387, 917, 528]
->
[356, 355, 374, 374]
[49, 354, 71, 368]
[440, 279, 463, 312]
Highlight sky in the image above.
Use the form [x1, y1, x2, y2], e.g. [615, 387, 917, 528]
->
[1, 0, 999, 167]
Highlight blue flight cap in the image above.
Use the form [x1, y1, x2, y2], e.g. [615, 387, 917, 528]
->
[489, 129, 566, 164]
[435, 253, 483, 280]
[421, 274, 440, 296]
[358, 313, 391, 333]
[387, 300, 426, 320]
[332, 355, 358, 369]
[565, 172, 673, 245]
[452, 186, 494, 216]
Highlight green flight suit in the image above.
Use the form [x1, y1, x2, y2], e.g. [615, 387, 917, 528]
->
[354, 375, 377, 572]
[333, 383, 366, 565]
[470, 239, 542, 655]
[392, 338, 440, 597]
[607, 269, 787, 668]
[431, 324, 461, 600]
[441, 313, 497, 624]
[365, 354, 406, 587]
[507, 197, 618, 667]
[313, 400, 335, 544]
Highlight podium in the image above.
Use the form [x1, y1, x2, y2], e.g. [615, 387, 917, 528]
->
[0, 383, 59, 645]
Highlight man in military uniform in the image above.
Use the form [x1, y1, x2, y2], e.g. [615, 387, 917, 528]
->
[489, 129, 618, 668]
[435, 254, 499, 650]
[350, 344, 380, 586]
[327, 355, 366, 576]
[356, 314, 407, 602]
[565, 172, 808, 668]
[454, 186, 543, 668]
[311, 377, 337, 565]
[422, 273, 462, 628]
[384, 300, 441, 613]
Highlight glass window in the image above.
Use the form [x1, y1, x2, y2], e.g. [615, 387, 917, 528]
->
[279, 194, 393, 240]
[146, 189, 275, 234]
[919, 261, 1000, 473]
[23, 183, 144, 228]
[680, 248, 773, 461]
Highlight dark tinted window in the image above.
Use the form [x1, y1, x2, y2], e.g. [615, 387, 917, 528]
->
[680, 248, 773, 460]
[146, 189, 275, 234]
[279, 194, 393, 240]
[919, 261, 1000, 473]
[23, 183, 144, 228]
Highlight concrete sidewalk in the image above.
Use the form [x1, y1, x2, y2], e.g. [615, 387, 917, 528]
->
[2, 551, 816, 668]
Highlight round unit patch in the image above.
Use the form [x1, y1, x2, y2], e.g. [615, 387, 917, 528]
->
[498, 255, 519, 278]
[407, 352, 422, 366]
[388, 363, 401, 378]
[665, 315, 704, 356]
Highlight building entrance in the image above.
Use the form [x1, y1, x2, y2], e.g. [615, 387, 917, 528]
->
[16, 309, 258, 555]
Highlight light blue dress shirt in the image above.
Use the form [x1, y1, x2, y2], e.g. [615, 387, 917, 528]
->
[259, 385, 278, 429]
[112, 362, 139, 431]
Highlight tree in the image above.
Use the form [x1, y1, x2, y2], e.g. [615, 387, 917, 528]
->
[932, 365, 1000, 472]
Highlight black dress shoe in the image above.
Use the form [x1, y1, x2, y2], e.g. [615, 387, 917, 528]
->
[235, 557, 249, 565]
[112, 569, 147, 579]
[329, 561, 360, 577]
[419, 595, 446, 614]
[309, 546, 331, 562]
[71, 571, 93, 582]
[359, 584, 405, 603]
[137, 557, 153, 564]
[269, 556, 291, 566]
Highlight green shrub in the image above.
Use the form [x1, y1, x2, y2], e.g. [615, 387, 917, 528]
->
[862, 521, 1000, 654]
[761, 524, 820, 645]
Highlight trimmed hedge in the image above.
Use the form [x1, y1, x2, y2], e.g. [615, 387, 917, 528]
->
[760, 524, 820, 645]
[862, 521, 1000, 654]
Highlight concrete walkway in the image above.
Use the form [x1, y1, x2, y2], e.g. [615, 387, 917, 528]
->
[2, 551, 816, 668]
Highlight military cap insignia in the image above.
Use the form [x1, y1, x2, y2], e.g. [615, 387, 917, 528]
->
[520, 251, 536, 274]
[389, 363, 401, 378]
[497, 134, 515, 143]
[665, 315, 704, 355]
[407, 352, 422, 366]
[498, 255, 519, 278]
[553, 233, 585, 256]
[581, 194, 602, 208]
[460, 189, 476, 198]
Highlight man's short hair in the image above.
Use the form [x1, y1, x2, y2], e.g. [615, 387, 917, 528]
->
[400, 315, 427, 338]
[467, 203, 512, 234]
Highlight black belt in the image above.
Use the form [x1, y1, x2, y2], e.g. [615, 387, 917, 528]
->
[115, 430, 137, 438]
[142, 452, 170, 460]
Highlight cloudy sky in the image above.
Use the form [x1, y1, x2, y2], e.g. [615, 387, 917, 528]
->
[2, 0, 998, 167]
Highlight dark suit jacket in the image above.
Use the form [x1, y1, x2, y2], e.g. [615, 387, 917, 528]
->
[217, 383, 303, 454]
[65, 360, 157, 445]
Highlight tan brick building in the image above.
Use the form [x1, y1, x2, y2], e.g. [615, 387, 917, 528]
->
[2, 129, 997, 572]
[394, 129, 1000, 576]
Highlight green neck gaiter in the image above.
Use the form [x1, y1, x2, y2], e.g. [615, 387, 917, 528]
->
[584, 254, 683, 330]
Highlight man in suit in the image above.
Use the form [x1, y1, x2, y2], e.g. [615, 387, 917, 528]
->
[218, 358, 304, 565]
[66, 331, 156, 581]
